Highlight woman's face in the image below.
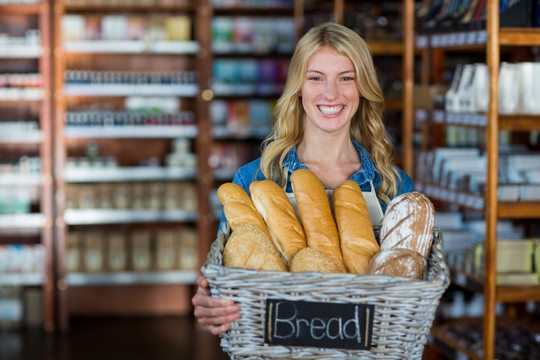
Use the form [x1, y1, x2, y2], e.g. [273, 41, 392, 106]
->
[299, 45, 360, 135]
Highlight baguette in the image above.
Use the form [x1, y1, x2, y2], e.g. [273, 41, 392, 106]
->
[249, 180, 306, 266]
[334, 180, 379, 275]
[217, 182, 271, 239]
[291, 169, 346, 272]
[223, 224, 287, 272]
[379, 192, 435, 259]
[366, 248, 427, 280]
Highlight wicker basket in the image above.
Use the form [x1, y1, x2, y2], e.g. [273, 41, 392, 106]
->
[202, 226, 450, 359]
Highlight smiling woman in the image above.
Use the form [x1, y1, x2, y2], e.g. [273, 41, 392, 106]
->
[192, 22, 414, 336]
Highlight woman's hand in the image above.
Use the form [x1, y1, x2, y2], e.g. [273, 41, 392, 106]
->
[192, 276, 240, 335]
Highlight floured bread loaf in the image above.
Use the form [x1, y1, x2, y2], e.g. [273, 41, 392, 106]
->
[291, 169, 347, 272]
[334, 180, 379, 275]
[380, 192, 435, 259]
[249, 180, 306, 267]
[290, 247, 343, 274]
[223, 224, 287, 272]
[366, 248, 427, 280]
[217, 182, 271, 239]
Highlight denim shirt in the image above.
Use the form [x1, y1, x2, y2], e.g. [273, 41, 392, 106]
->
[221, 141, 413, 228]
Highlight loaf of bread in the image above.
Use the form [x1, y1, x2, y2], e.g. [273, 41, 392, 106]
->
[334, 180, 380, 275]
[249, 180, 306, 266]
[217, 182, 271, 239]
[291, 169, 347, 272]
[223, 224, 287, 272]
[379, 192, 435, 259]
[366, 248, 427, 280]
[290, 247, 344, 274]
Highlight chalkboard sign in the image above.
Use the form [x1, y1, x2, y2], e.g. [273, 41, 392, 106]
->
[264, 299, 375, 350]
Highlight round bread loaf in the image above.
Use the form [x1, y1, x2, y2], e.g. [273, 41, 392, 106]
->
[366, 248, 427, 280]
[380, 192, 435, 259]
[290, 247, 343, 274]
[223, 223, 287, 272]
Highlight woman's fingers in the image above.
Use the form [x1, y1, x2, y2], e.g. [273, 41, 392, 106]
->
[192, 276, 240, 334]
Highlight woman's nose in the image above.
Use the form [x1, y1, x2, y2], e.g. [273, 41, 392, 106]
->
[324, 81, 338, 100]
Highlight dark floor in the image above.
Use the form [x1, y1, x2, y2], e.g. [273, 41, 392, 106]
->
[0, 316, 229, 360]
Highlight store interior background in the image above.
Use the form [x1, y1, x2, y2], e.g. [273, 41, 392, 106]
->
[1, 0, 539, 359]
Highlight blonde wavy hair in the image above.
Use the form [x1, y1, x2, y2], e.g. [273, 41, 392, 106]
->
[260, 22, 400, 204]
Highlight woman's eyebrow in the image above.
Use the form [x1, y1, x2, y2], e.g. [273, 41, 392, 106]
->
[306, 69, 356, 75]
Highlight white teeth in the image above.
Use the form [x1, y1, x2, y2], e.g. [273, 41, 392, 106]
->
[318, 105, 343, 115]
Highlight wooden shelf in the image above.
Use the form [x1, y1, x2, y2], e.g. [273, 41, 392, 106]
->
[0, 3, 45, 15]
[417, 109, 540, 131]
[62, 3, 196, 13]
[498, 201, 540, 219]
[367, 40, 404, 55]
[499, 28, 540, 46]
[451, 266, 540, 302]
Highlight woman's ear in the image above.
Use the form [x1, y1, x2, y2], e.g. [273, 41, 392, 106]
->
[297, 90, 302, 97]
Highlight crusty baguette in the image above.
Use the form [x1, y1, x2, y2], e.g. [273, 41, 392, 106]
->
[223, 224, 287, 272]
[334, 180, 380, 275]
[366, 248, 427, 280]
[249, 180, 306, 266]
[290, 247, 343, 274]
[379, 192, 435, 259]
[217, 182, 271, 239]
[290, 169, 346, 272]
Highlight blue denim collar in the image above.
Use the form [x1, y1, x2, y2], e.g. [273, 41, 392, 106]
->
[282, 140, 377, 192]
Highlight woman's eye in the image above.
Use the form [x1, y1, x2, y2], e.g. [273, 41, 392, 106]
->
[308, 76, 322, 81]
[341, 76, 355, 81]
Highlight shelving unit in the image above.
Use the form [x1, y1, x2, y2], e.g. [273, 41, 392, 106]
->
[52, 0, 211, 330]
[1, 0, 413, 333]
[409, 0, 540, 358]
[208, 0, 297, 223]
[0, 0, 54, 332]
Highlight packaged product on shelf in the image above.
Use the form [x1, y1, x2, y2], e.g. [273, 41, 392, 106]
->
[178, 227, 197, 270]
[112, 183, 131, 209]
[101, 15, 129, 41]
[0, 286, 23, 330]
[131, 182, 147, 210]
[163, 182, 181, 210]
[96, 183, 113, 209]
[178, 182, 197, 211]
[155, 230, 177, 271]
[65, 232, 82, 272]
[164, 16, 191, 41]
[78, 185, 97, 209]
[83, 232, 104, 272]
[148, 182, 163, 211]
[107, 232, 127, 272]
[130, 231, 152, 271]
